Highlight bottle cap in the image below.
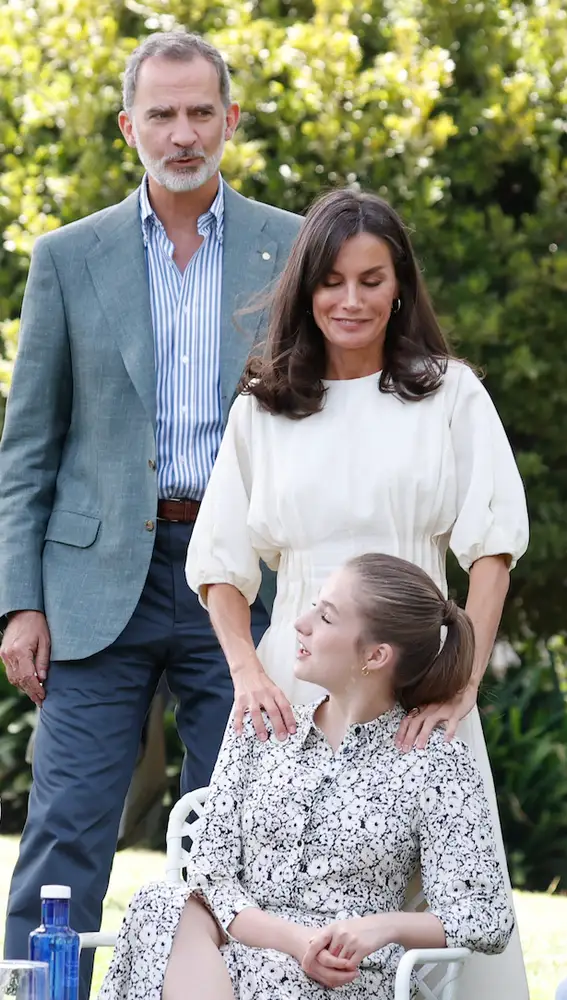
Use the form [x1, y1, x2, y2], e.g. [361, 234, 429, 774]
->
[40, 885, 71, 899]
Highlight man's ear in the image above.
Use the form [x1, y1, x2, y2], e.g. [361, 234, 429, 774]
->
[118, 110, 137, 149]
[225, 102, 240, 141]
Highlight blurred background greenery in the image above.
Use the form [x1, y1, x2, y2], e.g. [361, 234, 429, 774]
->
[0, 0, 566, 897]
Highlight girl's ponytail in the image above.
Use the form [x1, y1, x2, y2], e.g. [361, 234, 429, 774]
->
[347, 554, 476, 713]
[398, 600, 475, 711]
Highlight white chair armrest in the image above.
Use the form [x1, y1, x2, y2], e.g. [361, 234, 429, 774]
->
[394, 947, 471, 1000]
[79, 931, 118, 951]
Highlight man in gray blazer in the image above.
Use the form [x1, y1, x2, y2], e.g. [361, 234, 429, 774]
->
[0, 31, 301, 997]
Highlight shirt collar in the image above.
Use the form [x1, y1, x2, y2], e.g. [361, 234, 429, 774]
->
[139, 173, 225, 245]
[293, 698, 407, 752]
[293, 696, 329, 751]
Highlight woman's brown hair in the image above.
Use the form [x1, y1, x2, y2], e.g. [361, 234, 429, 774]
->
[347, 553, 474, 711]
[240, 188, 453, 419]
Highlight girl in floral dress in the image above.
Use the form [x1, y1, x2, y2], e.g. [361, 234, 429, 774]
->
[99, 553, 513, 1000]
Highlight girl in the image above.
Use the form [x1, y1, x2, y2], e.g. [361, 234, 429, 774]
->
[100, 553, 513, 1000]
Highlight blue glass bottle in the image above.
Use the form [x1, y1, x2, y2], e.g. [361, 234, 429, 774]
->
[29, 885, 79, 1000]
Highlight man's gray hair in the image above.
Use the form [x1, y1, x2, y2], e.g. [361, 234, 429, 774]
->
[122, 31, 232, 113]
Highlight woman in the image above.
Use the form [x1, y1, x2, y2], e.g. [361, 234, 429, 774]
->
[99, 554, 513, 1000]
[185, 188, 529, 997]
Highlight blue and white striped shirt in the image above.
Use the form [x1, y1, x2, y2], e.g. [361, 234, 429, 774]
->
[140, 176, 224, 500]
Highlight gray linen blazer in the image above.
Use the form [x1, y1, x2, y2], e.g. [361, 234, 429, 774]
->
[0, 182, 301, 659]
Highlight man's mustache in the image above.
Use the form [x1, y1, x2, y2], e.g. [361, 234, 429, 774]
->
[164, 149, 206, 163]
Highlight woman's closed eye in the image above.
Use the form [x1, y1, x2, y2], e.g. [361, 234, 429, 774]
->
[311, 601, 332, 624]
[321, 278, 382, 288]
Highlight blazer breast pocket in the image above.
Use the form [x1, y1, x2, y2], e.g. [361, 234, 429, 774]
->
[44, 509, 101, 548]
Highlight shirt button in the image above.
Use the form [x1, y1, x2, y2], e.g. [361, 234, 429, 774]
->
[145, 520, 155, 532]
[148, 459, 156, 470]
[262, 251, 271, 261]
[182, 355, 189, 365]
[182, 405, 188, 414]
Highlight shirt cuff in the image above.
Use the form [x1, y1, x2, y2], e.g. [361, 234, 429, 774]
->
[186, 873, 257, 938]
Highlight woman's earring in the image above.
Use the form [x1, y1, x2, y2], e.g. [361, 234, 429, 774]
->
[361, 664, 370, 677]
[391, 297, 401, 314]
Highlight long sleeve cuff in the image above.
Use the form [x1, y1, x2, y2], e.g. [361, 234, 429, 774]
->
[185, 871, 258, 938]
[429, 880, 515, 954]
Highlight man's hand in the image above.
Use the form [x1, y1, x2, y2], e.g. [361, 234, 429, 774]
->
[0, 611, 51, 706]
[233, 661, 296, 742]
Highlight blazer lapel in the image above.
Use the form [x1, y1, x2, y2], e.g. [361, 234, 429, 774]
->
[86, 190, 157, 430]
[220, 182, 278, 419]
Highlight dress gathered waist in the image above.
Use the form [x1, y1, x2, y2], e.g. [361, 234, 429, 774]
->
[274, 539, 448, 601]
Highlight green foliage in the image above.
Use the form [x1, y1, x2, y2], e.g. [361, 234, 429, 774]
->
[0, 671, 34, 833]
[480, 636, 567, 892]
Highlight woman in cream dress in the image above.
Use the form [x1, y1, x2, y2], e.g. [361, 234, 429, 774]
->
[186, 188, 529, 998]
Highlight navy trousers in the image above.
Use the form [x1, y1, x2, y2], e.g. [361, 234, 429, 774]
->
[4, 521, 269, 1000]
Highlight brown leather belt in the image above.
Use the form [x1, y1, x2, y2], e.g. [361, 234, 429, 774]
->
[157, 498, 201, 523]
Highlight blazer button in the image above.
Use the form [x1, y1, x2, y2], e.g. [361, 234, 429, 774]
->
[148, 459, 156, 470]
[145, 520, 155, 532]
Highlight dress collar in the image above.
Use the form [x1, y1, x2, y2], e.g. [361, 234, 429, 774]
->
[293, 698, 407, 752]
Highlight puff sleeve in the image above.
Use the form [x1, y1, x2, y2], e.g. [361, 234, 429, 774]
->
[186, 393, 270, 606]
[448, 364, 529, 572]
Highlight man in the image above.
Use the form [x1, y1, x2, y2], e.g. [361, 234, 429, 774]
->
[0, 31, 301, 998]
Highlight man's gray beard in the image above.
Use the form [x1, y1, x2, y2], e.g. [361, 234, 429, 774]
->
[133, 131, 225, 193]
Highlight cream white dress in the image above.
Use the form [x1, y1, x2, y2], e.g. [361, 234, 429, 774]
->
[186, 360, 530, 999]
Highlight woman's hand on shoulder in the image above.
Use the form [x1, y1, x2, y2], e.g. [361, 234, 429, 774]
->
[233, 657, 297, 742]
[395, 684, 478, 752]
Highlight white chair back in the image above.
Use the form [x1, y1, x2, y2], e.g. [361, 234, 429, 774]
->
[165, 787, 209, 883]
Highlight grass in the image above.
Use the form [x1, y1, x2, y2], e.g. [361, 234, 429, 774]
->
[1, 834, 565, 998]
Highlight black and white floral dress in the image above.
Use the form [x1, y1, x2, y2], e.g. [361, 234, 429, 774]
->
[98, 701, 514, 1000]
